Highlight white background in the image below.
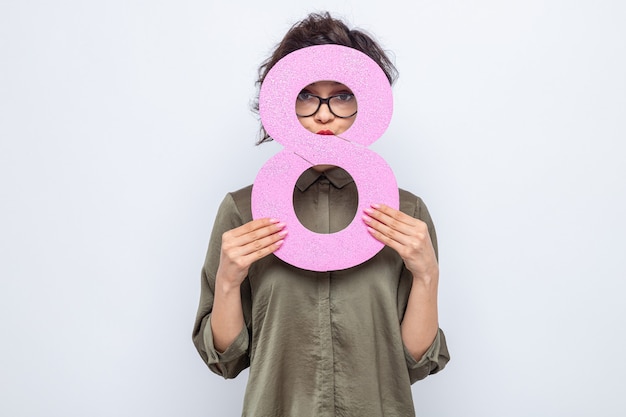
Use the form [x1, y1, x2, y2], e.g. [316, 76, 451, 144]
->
[1, 1, 625, 416]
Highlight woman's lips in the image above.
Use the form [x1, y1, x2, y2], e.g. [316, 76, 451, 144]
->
[317, 130, 334, 135]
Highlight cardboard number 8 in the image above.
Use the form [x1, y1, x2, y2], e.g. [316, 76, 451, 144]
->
[251, 45, 399, 271]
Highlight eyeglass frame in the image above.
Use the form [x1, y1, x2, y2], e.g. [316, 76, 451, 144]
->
[295, 93, 358, 119]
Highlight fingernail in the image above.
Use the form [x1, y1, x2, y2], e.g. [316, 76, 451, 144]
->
[278, 230, 288, 237]
[363, 207, 373, 214]
[371, 203, 381, 209]
[275, 240, 284, 247]
[277, 222, 286, 228]
[270, 218, 279, 223]
[362, 215, 372, 223]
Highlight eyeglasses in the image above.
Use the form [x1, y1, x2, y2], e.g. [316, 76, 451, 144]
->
[295, 92, 358, 118]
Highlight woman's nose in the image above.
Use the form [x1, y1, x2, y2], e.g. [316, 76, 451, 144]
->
[314, 102, 334, 123]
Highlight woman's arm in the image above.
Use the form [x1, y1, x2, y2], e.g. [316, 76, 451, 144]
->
[192, 193, 287, 377]
[362, 203, 440, 360]
[211, 218, 287, 352]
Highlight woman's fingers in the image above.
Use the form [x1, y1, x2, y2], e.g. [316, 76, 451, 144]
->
[228, 218, 283, 240]
[240, 219, 286, 252]
[362, 204, 422, 246]
[240, 225, 287, 258]
[221, 218, 287, 271]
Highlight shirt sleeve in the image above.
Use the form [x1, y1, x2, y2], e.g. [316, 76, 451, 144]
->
[191, 193, 251, 379]
[404, 328, 451, 384]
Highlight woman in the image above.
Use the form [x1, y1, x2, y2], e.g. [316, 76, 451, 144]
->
[193, 11, 450, 417]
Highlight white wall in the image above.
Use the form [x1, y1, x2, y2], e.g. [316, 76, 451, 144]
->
[1, 1, 625, 416]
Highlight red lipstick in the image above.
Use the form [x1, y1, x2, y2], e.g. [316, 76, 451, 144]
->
[317, 130, 334, 135]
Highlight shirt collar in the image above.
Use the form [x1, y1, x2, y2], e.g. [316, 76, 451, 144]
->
[295, 166, 355, 191]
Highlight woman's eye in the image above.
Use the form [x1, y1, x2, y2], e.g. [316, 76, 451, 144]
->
[335, 93, 354, 102]
[297, 92, 314, 101]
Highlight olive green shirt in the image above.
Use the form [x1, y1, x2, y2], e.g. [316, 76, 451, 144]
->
[193, 167, 450, 417]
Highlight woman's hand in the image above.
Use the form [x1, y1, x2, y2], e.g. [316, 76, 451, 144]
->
[216, 218, 287, 289]
[362, 204, 438, 283]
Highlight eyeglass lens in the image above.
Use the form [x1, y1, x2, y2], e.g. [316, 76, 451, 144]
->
[295, 92, 358, 118]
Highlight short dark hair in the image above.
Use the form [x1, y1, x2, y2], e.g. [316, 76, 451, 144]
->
[252, 11, 399, 144]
